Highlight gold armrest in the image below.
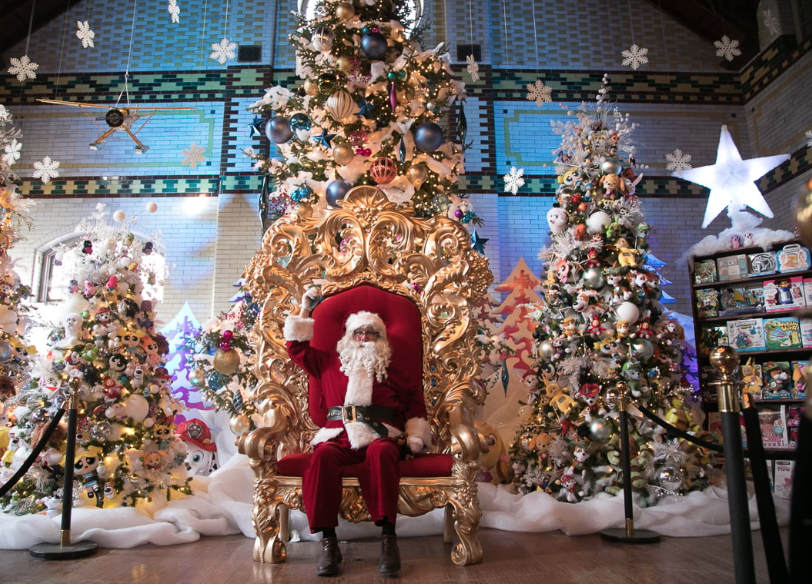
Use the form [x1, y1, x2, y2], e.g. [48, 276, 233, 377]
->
[236, 404, 288, 462]
[447, 404, 489, 462]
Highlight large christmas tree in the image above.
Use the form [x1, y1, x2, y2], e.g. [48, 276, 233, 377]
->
[510, 76, 714, 506]
[0, 204, 190, 514]
[245, 0, 477, 224]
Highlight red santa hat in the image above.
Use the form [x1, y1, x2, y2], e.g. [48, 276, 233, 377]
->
[176, 418, 217, 452]
[344, 311, 387, 339]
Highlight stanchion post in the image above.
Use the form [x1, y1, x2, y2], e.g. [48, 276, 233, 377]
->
[709, 346, 755, 584]
[29, 378, 98, 560]
[600, 382, 660, 544]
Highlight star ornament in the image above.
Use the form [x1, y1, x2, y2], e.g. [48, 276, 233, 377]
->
[676, 125, 789, 228]
[471, 231, 489, 254]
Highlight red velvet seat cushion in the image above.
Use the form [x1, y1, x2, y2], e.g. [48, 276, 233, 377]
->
[277, 452, 453, 478]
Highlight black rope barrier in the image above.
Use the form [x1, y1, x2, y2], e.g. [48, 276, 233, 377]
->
[635, 403, 724, 453]
[0, 408, 65, 499]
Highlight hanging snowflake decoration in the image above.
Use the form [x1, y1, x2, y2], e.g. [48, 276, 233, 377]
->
[76, 21, 95, 48]
[32, 156, 60, 184]
[526, 80, 552, 107]
[2, 138, 22, 166]
[713, 35, 741, 61]
[665, 148, 692, 174]
[168, 0, 181, 23]
[621, 44, 649, 70]
[761, 9, 779, 36]
[806, 130, 812, 148]
[210, 38, 237, 65]
[7, 55, 39, 82]
[503, 166, 525, 194]
[466, 54, 480, 82]
[182, 143, 205, 169]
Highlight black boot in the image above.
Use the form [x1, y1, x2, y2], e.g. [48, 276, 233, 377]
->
[316, 536, 342, 577]
[378, 534, 401, 576]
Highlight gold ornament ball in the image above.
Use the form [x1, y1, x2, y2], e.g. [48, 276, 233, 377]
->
[229, 413, 251, 436]
[336, 55, 354, 73]
[326, 89, 356, 119]
[332, 143, 355, 165]
[407, 164, 428, 187]
[303, 79, 319, 96]
[213, 349, 241, 375]
[336, 1, 355, 20]
[294, 202, 313, 218]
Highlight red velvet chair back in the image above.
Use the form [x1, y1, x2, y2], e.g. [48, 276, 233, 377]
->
[308, 284, 423, 427]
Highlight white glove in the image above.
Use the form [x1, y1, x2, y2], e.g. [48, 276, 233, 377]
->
[407, 436, 424, 454]
[300, 287, 321, 312]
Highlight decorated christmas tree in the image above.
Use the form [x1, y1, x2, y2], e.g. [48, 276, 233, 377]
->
[509, 76, 714, 506]
[0, 204, 191, 514]
[245, 0, 478, 224]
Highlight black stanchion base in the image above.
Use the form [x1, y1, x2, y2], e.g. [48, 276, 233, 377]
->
[29, 540, 98, 560]
[600, 528, 661, 544]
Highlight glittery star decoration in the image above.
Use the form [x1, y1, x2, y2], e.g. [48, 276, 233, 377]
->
[250, 116, 264, 137]
[471, 231, 489, 254]
[356, 96, 374, 118]
[676, 125, 789, 228]
[313, 128, 337, 148]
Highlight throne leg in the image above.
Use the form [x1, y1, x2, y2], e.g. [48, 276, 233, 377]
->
[252, 500, 287, 563]
[443, 505, 454, 544]
[280, 504, 290, 542]
[447, 489, 484, 565]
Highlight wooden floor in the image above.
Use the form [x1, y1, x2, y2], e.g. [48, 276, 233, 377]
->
[0, 528, 782, 583]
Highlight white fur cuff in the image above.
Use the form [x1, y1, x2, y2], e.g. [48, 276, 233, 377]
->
[405, 417, 432, 449]
[283, 315, 315, 342]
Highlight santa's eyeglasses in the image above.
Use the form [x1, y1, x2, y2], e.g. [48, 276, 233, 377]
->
[352, 329, 380, 339]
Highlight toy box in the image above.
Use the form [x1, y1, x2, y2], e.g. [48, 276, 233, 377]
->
[800, 317, 812, 348]
[758, 406, 788, 450]
[776, 243, 811, 273]
[763, 316, 802, 350]
[698, 325, 728, 357]
[695, 288, 719, 318]
[726, 318, 765, 352]
[773, 459, 795, 499]
[719, 285, 763, 316]
[717, 254, 749, 281]
[693, 259, 717, 284]
[791, 362, 807, 399]
[803, 277, 812, 306]
[763, 276, 805, 312]
[762, 361, 793, 399]
[748, 251, 777, 276]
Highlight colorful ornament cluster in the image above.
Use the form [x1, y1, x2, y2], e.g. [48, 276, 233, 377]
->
[510, 76, 715, 506]
[245, 0, 477, 223]
[0, 204, 191, 514]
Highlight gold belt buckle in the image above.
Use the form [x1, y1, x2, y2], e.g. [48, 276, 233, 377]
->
[343, 405, 357, 423]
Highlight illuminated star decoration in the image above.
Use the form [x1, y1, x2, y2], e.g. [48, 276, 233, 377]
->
[675, 125, 789, 228]
[250, 116, 264, 137]
[313, 128, 337, 148]
[471, 231, 489, 254]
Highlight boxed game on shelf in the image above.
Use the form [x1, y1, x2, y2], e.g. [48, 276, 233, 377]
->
[764, 276, 805, 311]
[693, 258, 717, 284]
[719, 285, 764, 316]
[800, 317, 812, 348]
[698, 325, 728, 357]
[696, 288, 720, 318]
[776, 243, 811, 273]
[763, 316, 802, 350]
[758, 405, 788, 449]
[726, 318, 765, 352]
[718, 254, 749, 281]
[790, 361, 807, 399]
[773, 459, 795, 499]
[748, 250, 777, 276]
[761, 361, 793, 399]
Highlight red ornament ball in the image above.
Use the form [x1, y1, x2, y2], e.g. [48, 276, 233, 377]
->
[222, 330, 234, 342]
[220, 341, 232, 351]
[370, 157, 398, 184]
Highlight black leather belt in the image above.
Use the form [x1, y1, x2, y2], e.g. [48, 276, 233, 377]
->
[327, 405, 392, 438]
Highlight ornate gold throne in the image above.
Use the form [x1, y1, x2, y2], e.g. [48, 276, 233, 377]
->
[238, 186, 493, 566]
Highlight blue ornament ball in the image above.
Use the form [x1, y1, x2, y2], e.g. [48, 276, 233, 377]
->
[290, 113, 311, 131]
[414, 122, 444, 153]
[326, 180, 352, 207]
[291, 185, 312, 202]
[361, 32, 388, 60]
[208, 371, 227, 391]
[265, 117, 293, 144]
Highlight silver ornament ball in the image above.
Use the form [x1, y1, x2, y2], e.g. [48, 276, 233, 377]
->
[657, 464, 684, 492]
[631, 338, 655, 361]
[590, 417, 612, 441]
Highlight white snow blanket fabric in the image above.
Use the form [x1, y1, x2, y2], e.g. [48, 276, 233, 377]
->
[0, 453, 791, 549]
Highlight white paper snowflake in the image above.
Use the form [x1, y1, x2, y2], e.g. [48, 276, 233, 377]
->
[210, 38, 237, 65]
[621, 44, 649, 70]
[503, 166, 525, 194]
[465, 54, 480, 82]
[7, 55, 39, 82]
[2, 139, 22, 166]
[761, 9, 779, 35]
[0, 105, 9, 122]
[806, 130, 812, 148]
[526, 79, 552, 107]
[168, 0, 181, 24]
[33, 156, 60, 184]
[182, 142, 205, 169]
[76, 21, 95, 48]
[713, 35, 741, 61]
[665, 148, 692, 173]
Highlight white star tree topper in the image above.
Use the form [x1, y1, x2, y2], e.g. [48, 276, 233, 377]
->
[676, 125, 789, 228]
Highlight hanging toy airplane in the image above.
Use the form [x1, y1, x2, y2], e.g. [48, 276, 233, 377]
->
[37, 77, 196, 154]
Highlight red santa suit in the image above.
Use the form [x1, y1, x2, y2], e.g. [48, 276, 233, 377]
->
[284, 311, 431, 532]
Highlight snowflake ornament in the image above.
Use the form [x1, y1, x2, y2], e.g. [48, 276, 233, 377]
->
[168, 0, 181, 23]
[76, 21, 95, 48]
[2, 139, 22, 166]
[805, 130, 812, 148]
[8, 55, 39, 82]
[33, 156, 60, 184]
[761, 9, 779, 35]
[466, 54, 480, 82]
[182, 143, 205, 169]
[714, 35, 741, 62]
[210, 38, 237, 65]
[621, 44, 649, 70]
[526, 80, 552, 107]
[665, 148, 692, 174]
[503, 166, 525, 194]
